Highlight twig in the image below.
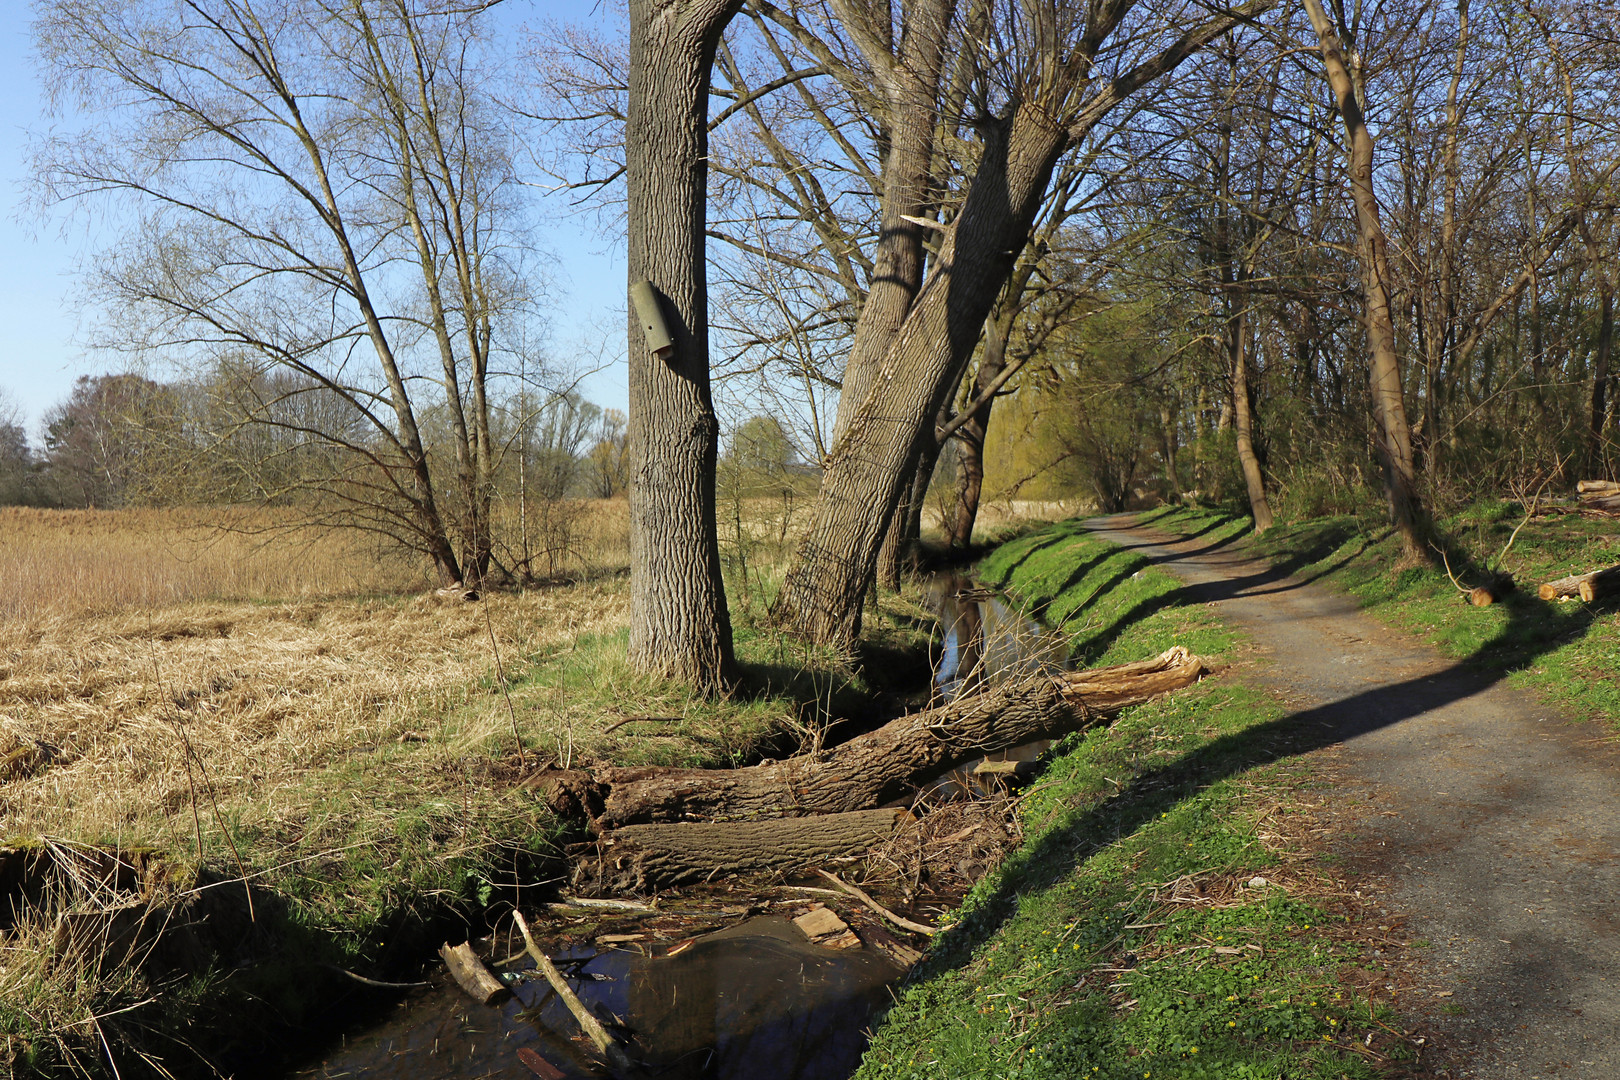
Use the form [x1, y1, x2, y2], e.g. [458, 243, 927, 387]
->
[601, 716, 683, 736]
[477, 585, 527, 771]
[512, 911, 639, 1076]
[323, 964, 430, 990]
[815, 870, 937, 937]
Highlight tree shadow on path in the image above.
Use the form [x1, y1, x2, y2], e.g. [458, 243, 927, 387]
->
[923, 512, 1606, 982]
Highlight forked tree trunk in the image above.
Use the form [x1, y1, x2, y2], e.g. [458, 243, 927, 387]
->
[1302, 0, 1430, 561]
[773, 111, 1071, 651]
[625, 0, 739, 688]
[774, 1, 1272, 650]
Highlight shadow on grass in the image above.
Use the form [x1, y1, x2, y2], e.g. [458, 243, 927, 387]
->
[920, 510, 1605, 996]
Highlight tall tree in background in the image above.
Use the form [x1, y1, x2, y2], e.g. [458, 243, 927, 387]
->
[624, 0, 740, 688]
[1300, 0, 1429, 559]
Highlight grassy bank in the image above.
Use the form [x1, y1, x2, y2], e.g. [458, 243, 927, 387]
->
[857, 521, 1430, 1080]
[0, 505, 932, 1077]
[1135, 502, 1620, 728]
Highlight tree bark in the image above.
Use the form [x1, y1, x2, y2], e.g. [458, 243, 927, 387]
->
[773, 1, 1274, 650]
[1302, 0, 1431, 562]
[625, 0, 740, 688]
[774, 110, 1072, 650]
[945, 310, 1013, 550]
[588, 677, 1076, 828]
[533, 647, 1205, 833]
[1230, 303, 1273, 533]
[589, 810, 903, 890]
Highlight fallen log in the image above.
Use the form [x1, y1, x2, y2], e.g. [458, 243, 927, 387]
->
[531, 648, 1207, 831]
[1538, 563, 1620, 601]
[1577, 479, 1620, 495]
[591, 809, 903, 890]
[1577, 492, 1620, 513]
[580, 679, 1077, 829]
[1055, 645, 1208, 710]
[439, 941, 508, 1005]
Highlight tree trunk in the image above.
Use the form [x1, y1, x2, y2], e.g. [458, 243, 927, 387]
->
[774, 110, 1071, 651]
[532, 647, 1205, 832]
[945, 312, 1012, 550]
[588, 810, 903, 891]
[1589, 285, 1614, 476]
[625, 0, 739, 689]
[1231, 304, 1273, 532]
[1302, 0, 1430, 562]
[588, 677, 1075, 828]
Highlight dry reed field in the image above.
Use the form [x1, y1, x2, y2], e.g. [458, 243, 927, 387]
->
[0, 501, 634, 621]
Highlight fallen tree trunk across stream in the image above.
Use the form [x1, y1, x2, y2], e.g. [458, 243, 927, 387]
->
[534, 648, 1207, 827]
[530, 647, 1208, 889]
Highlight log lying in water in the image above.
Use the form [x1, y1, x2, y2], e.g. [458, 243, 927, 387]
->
[592, 810, 903, 890]
[531, 648, 1207, 832]
[1538, 564, 1620, 602]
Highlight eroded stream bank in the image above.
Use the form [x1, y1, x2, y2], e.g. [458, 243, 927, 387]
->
[279, 572, 1072, 1080]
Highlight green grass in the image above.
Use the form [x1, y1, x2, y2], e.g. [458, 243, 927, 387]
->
[858, 523, 1418, 1080]
[1136, 502, 1620, 728]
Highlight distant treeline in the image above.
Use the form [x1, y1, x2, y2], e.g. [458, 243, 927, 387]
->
[0, 372, 631, 512]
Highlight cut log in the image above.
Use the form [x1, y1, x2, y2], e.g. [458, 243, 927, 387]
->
[1579, 567, 1620, 602]
[1577, 492, 1620, 512]
[1577, 479, 1620, 495]
[439, 941, 509, 1005]
[1055, 646, 1207, 711]
[583, 680, 1078, 829]
[1468, 576, 1515, 607]
[1539, 563, 1620, 601]
[593, 809, 903, 889]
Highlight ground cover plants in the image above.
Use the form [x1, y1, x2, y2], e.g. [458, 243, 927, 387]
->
[856, 522, 1435, 1080]
[0, 501, 931, 1077]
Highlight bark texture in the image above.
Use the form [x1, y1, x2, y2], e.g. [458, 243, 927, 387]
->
[625, 0, 739, 688]
[1302, 0, 1430, 561]
[591, 810, 903, 889]
[591, 677, 1076, 828]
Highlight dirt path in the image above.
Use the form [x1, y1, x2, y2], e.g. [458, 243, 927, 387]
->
[1086, 515, 1620, 1079]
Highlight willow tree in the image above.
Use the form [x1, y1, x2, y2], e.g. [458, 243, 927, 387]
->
[771, 0, 1278, 651]
[624, 0, 741, 688]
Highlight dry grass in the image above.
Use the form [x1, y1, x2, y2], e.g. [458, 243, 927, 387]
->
[0, 500, 635, 622]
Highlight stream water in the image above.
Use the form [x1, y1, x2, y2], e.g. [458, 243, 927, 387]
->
[285, 574, 1070, 1080]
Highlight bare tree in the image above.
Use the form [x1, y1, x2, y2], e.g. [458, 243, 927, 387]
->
[33, 0, 537, 586]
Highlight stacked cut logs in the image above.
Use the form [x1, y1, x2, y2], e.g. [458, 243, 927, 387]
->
[1539, 565, 1620, 602]
[527, 647, 1209, 891]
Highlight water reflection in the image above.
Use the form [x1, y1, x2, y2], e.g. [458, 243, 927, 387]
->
[291, 919, 899, 1080]
[924, 572, 1071, 700]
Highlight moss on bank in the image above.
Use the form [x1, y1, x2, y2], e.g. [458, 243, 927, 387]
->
[857, 521, 1423, 1080]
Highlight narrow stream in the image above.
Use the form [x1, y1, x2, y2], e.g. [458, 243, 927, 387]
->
[286, 574, 1067, 1080]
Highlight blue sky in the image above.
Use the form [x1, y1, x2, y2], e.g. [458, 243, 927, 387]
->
[0, 1, 629, 441]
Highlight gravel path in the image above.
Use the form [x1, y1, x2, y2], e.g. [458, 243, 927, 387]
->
[1086, 515, 1620, 1079]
